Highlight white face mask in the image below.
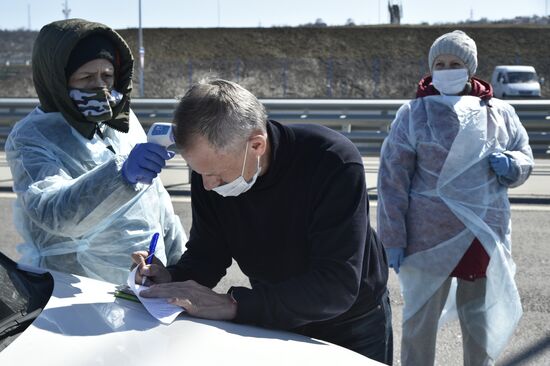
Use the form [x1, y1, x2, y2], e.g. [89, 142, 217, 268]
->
[212, 143, 261, 197]
[432, 68, 469, 95]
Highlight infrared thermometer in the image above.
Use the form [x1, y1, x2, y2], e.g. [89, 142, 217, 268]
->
[147, 122, 175, 147]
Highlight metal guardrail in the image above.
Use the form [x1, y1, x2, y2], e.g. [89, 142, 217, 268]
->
[1, 98, 549, 156]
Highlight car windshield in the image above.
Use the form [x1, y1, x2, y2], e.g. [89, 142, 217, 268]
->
[0, 253, 53, 351]
[507, 72, 538, 83]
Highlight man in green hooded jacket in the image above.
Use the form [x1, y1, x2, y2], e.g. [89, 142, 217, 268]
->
[6, 18, 185, 284]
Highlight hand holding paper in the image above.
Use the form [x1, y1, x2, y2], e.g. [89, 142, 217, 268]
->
[139, 280, 238, 321]
[127, 267, 184, 324]
[128, 250, 237, 322]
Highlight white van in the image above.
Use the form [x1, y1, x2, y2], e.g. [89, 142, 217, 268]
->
[491, 65, 542, 98]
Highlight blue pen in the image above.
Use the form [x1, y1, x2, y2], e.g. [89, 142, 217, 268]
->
[145, 232, 160, 265]
[141, 233, 159, 286]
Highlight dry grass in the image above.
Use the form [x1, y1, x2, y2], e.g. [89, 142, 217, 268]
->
[1, 25, 550, 98]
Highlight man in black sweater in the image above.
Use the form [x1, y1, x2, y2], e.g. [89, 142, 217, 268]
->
[133, 79, 392, 364]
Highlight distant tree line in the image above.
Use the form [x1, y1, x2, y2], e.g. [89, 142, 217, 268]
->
[459, 15, 550, 25]
[298, 15, 550, 27]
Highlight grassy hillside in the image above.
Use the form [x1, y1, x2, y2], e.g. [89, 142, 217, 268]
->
[1, 25, 550, 98]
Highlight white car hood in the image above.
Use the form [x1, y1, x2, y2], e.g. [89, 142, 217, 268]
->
[0, 269, 382, 365]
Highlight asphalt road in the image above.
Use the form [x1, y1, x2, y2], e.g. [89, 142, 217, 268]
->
[0, 193, 548, 365]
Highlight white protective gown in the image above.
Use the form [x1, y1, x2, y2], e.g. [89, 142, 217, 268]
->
[6, 108, 186, 284]
[377, 95, 534, 359]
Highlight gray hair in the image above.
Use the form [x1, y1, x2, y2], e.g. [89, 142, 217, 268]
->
[173, 79, 267, 153]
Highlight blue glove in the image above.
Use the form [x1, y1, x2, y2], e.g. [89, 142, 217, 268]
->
[122, 143, 175, 185]
[489, 152, 512, 177]
[385, 247, 405, 274]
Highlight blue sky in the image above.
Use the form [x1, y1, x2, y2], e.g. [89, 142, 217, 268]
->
[0, 0, 547, 30]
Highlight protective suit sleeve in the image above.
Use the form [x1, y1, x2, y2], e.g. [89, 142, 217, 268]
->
[492, 103, 534, 188]
[377, 103, 416, 250]
[155, 179, 186, 265]
[7, 140, 140, 239]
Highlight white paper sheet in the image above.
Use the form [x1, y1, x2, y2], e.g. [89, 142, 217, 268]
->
[127, 267, 185, 324]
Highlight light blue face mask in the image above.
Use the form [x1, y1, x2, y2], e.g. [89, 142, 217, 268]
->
[212, 143, 261, 197]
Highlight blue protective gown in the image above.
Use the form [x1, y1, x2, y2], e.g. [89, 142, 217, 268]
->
[377, 95, 534, 358]
[6, 108, 185, 284]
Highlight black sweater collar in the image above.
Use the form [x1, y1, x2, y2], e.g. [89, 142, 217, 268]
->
[253, 120, 295, 191]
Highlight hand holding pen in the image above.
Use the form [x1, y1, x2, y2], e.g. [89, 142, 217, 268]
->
[141, 232, 159, 285]
[131, 233, 172, 286]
